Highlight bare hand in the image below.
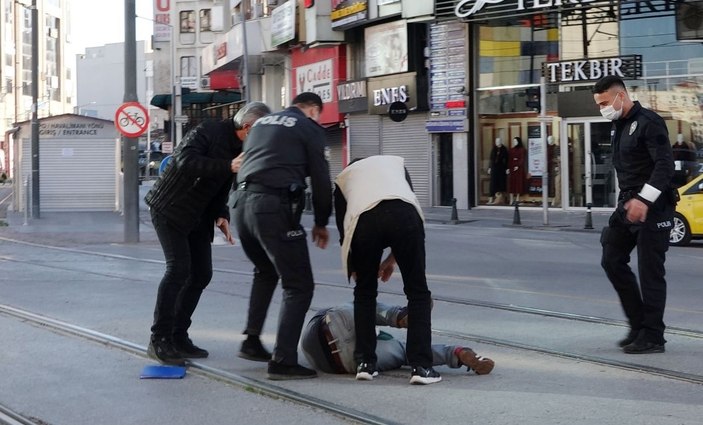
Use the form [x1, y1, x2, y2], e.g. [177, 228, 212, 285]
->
[312, 225, 329, 249]
[216, 218, 234, 244]
[624, 198, 648, 223]
[378, 253, 396, 282]
[231, 153, 245, 173]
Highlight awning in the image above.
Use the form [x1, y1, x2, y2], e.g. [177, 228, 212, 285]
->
[150, 91, 242, 110]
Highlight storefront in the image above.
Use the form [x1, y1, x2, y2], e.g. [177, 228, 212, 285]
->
[457, 0, 703, 209]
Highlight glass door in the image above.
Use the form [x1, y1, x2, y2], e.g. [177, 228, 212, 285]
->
[562, 120, 617, 208]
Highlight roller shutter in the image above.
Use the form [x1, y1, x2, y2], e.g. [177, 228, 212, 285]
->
[348, 113, 381, 160]
[380, 114, 431, 206]
[325, 126, 344, 181]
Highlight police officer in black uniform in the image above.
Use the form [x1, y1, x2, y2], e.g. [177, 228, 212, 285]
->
[233, 92, 332, 380]
[593, 76, 676, 354]
[145, 102, 271, 366]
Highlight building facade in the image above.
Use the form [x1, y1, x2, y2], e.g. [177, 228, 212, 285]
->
[148, 0, 703, 209]
[1, 0, 75, 175]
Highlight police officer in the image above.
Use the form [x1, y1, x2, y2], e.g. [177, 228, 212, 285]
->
[233, 92, 332, 380]
[593, 75, 676, 354]
[145, 102, 271, 366]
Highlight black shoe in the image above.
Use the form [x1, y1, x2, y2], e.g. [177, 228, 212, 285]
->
[147, 337, 186, 366]
[238, 337, 272, 362]
[172, 336, 209, 358]
[409, 366, 442, 385]
[618, 329, 642, 348]
[623, 339, 665, 354]
[267, 361, 317, 381]
[355, 362, 379, 381]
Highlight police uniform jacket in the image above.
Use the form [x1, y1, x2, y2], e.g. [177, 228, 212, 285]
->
[145, 119, 240, 237]
[611, 101, 674, 206]
[237, 106, 332, 227]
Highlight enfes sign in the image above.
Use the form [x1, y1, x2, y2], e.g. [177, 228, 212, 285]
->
[115, 102, 150, 138]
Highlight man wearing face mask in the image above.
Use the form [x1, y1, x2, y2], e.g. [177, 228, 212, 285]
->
[232, 92, 332, 379]
[592, 76, 676, 354]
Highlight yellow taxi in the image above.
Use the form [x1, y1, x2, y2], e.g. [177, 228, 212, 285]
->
[669, 173, 703, 246]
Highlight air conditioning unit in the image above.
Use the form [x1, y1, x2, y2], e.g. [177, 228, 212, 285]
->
[676, 1, 703, 41]
[200, 76, 211, 89]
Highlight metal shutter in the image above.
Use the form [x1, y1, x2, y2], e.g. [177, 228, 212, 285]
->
[348, 113, 381, 160]
[21, 137, 117, 211]
[380, 114, 431, 206]
[325, 127, 344, 182]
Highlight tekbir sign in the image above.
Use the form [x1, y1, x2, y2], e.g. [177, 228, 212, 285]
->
[115, 102, 149, 138]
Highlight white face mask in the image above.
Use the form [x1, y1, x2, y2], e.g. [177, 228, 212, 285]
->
[600, 92, 623, 121]
[512, 139, 518, 148]
[495, 139, 502, 147]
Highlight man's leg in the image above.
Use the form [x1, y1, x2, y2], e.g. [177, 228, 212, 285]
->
[388, 205, 433, 369]
[233, 192, 277, 361]
[600, 215, 640, 334]
[172, 218, 213, 341]
[349, 211, 384, 367]
[635, 226, 670, 345]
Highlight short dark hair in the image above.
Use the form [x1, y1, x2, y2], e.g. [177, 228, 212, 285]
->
[292, 92, 324, 112]
[592, 75, 626, 94]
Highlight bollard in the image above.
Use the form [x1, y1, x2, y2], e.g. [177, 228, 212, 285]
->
[584, 203, 594, 230]
[450, 198, 458, 224]
[512, 200, 521, 225]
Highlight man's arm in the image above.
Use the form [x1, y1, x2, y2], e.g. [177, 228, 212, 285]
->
[176, 123, 231, 178]
[306, 126, 332, 227]
[333, 184, 347, 245]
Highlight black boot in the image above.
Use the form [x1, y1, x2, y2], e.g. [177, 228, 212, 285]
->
[238, 335, 272, 362]
[172, 336, 209, 358]
[147, 336, 186, 366]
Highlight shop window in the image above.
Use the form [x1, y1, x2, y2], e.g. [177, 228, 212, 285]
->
[180, 56, 197, 77]
[180, 10, 195, 33]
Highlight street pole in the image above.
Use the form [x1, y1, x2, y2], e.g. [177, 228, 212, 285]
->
[540, 76, 549, 225]
[123, 0, 139, 242]
[170, 7, 183, 146]
[30, 0, 39, 219]
[241, 5, 250, 103]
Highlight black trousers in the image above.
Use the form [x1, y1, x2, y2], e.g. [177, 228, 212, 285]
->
[351, 200, 433, 368]
[600, 200, 673, 344]
[150, 209, 213, 340]
[232, 190, 313, 366]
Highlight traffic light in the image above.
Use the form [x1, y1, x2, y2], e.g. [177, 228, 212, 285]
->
[526, 88, 540, 110]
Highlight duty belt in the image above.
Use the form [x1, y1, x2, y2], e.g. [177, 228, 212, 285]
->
[237, 181, 289, 197]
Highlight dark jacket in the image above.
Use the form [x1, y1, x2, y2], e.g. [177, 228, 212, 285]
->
[611, 101, 674, 204]
[145, 119, 240, 236]
[237, 106, 332, 227]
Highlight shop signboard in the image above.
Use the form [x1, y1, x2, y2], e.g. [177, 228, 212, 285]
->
[542, 55, 642, 83]
[337, 79, 368, 113]
[428, 21, 467, 119]
[295, 59, 334, 104]
[367, 73, 418, 115]
[527, 125, 544, 195]
[291, 46, 346, 124]
[364, 20, 408, 77]
[153, 0, 171, 42]
[271, 0, 296, 47]
[331, 0, 368, 29]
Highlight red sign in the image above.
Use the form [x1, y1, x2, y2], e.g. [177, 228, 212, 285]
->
[216, 42, 227, 60]
[291, 46, 346, 125]
[114, 102, 149, 138]
[305, 0, 314, 7]
[445, 100, 466, 108]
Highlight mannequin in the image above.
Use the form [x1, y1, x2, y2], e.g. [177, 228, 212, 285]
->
[507, 136, 527, 205]
[672, 133, 696, 186]
[487, 137, 508, 204]
[548, 136, 560, 207]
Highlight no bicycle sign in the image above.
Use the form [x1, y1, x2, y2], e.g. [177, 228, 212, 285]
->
[115, 102, 149, 138]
